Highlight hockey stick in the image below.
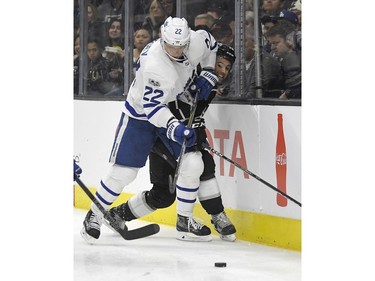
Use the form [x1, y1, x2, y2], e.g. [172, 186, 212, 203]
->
[201, 143, 302, 207]
[169, 91, 200, 193]
[74, 174, 160, 240]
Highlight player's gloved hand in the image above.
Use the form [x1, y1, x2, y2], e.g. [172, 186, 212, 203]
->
[74, 159, 82, 180]
[167, 118, 197, 147]
[190, 69, 218, 101]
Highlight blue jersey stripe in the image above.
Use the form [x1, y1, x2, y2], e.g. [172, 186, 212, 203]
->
[147, 105, 165, 120]
[100, 180, 121, 196]
[95, 192, 112, 206]
[176, 185, 199, 192]
[176, 196, 197, 203]
[125, 101, 147, 118]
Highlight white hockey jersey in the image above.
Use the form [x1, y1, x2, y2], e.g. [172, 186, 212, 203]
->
[123, 30, 217, 128]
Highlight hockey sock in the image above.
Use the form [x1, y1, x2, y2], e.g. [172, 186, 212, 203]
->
[94, 164, 140, 210]
[176, 152, 203, 217]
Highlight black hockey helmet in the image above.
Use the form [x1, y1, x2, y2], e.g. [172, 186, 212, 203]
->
[217, 43, 236, 65]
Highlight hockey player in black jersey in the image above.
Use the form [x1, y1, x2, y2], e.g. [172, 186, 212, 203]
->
[108, 44, 237, 242]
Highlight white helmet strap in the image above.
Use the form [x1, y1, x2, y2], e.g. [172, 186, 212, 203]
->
[160, 40, 188, 62]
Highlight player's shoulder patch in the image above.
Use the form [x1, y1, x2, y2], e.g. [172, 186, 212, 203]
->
[148, 78, 160, 87]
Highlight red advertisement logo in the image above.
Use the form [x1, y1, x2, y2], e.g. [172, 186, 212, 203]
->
[276, 114, 287, 207]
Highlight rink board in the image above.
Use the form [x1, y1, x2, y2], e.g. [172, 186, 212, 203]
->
[74, 100, 301, 251]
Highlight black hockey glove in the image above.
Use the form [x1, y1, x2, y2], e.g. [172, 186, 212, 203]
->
[167, 118, 197, 147]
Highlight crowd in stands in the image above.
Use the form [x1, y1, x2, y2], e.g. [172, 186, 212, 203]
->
[74, 0, 302, 100]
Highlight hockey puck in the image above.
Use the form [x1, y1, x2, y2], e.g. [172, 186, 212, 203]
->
[214, 262, 227, 268]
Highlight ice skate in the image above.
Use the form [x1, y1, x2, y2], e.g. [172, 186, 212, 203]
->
[102, 204, 128, 233]
[211, 211, 236, 242]
[80, 209, 102, 244]
[176, 214, 212, 242]
[108, 203, 128, 220]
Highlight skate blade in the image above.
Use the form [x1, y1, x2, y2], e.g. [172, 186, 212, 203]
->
[80, 227, 98, 245]
[176, 231, 213, 242]
[220, 233, 236, 242]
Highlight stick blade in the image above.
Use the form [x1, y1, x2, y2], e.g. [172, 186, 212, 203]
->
[104, 212, 160, 240]
[123, 223, 160, 240]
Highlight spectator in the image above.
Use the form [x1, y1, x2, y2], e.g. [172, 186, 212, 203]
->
[207, 0, 234, 23]
[74, 0, 80, 37]
[290, 0, 302, 29]
[206, 6, 222, 20]
[142, 0, 168, 40]
[262, 0, 285, 17]
[74, 35, 80, 95]
[101, 18, 125, 96]
[278, 10, 301, 50]
[74, 35, 80, 62]
[246, 0, 253, 11]
[228, 18, 236, 43]
[279, 9, 299, 28]
[244, 28, 284, 98]
[244, 10, 254, 48]
[206, 1, 229, 20]
[85, 39, 114, 96]
[134, 0, 151, 30]
[88, 2, 102, 40]
[158, 0, 176, 17]
[261, 15, 278, 34]
[133, 27, 153, 74]
[102, 45, 124, 96]
[210, 19, 233, 47]
[261, 9, 301, 53]
[245, 10, 254, 28]
[97, 0, 123, 24]
[194, 13, 215, 31]
[102, 17, 124, 48]
[265, 23, 301, 99]
[261, 15, 278, 53]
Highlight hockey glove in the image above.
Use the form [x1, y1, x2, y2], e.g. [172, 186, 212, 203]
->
[191, 69, 218, 101]
[74, 160, 82, 179]
[167, 118, 197, 147]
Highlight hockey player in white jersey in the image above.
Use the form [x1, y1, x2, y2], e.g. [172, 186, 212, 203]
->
[81, 16, 219, 243]
[107, 44, 237, 242]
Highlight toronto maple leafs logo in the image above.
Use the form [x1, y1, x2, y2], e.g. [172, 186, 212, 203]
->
[148, 78, 160, 87]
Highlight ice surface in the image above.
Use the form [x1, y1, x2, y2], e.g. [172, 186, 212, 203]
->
[74, 209, 301, 281]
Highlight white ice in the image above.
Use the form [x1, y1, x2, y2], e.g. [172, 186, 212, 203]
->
[74, 208, 301, 281]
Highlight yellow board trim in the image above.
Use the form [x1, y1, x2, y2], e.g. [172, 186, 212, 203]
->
[74, 185, 301, 251]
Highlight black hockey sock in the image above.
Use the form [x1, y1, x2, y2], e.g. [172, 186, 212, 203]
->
[113, 202, 137, 222]
[200, 196, 224, 215]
